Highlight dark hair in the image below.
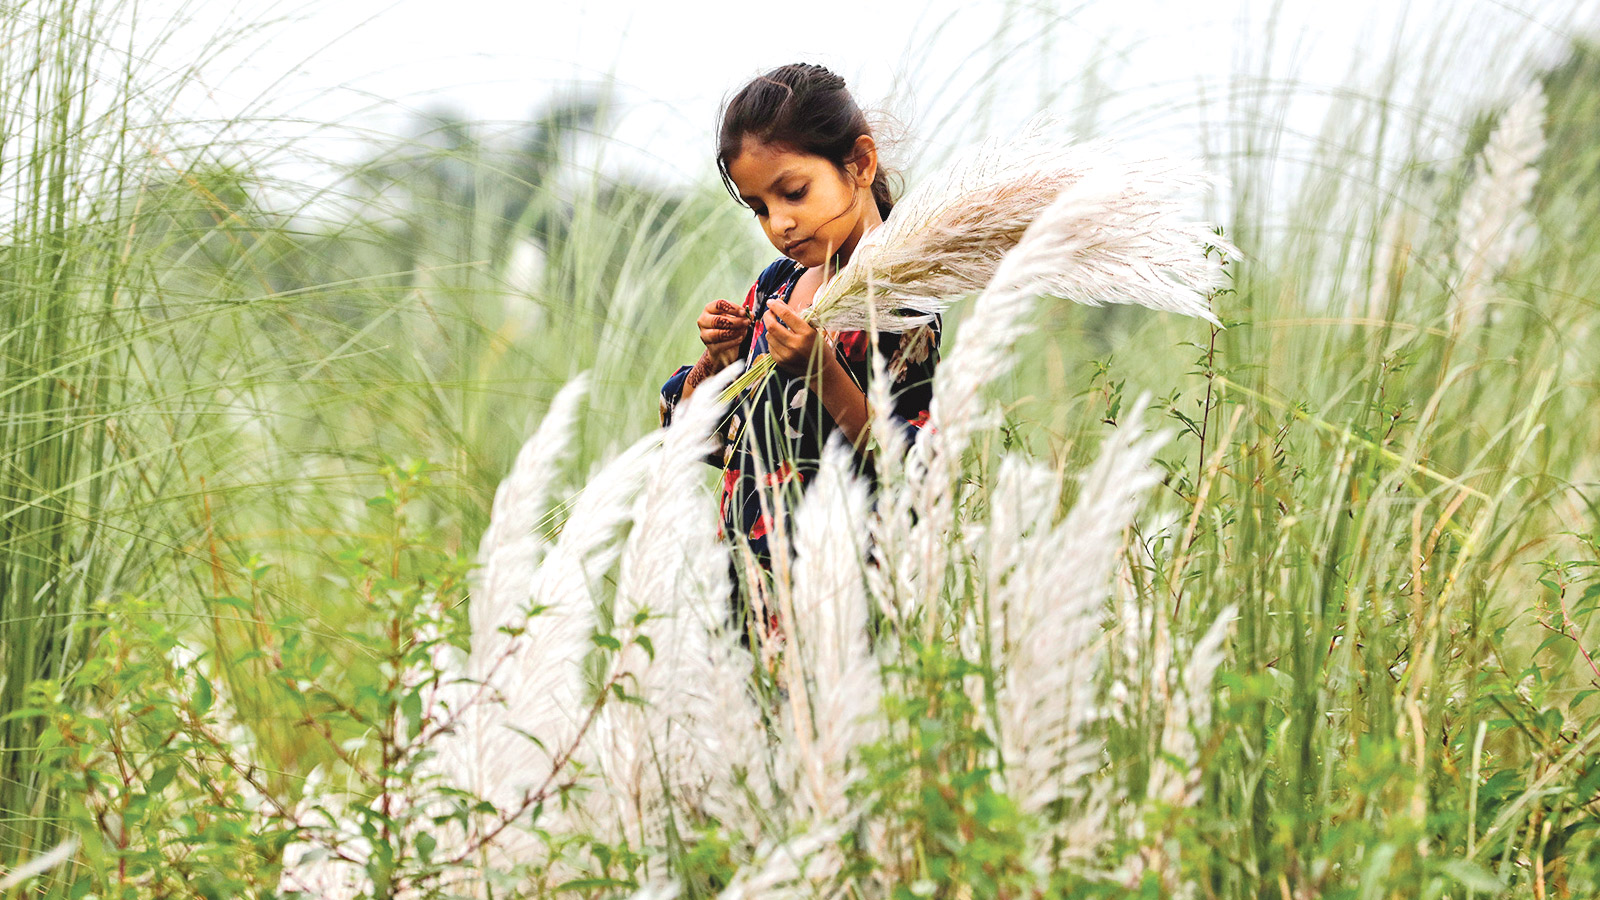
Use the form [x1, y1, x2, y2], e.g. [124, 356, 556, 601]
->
[717, 63, 896, 220]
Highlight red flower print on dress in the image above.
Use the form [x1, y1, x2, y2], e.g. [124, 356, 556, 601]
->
[908, 409, 932, 428]
[833, 330, 871, 363]
[763, 461, 805, 486]
[720, 468, 741, 520]
[749, 514, 772, 541]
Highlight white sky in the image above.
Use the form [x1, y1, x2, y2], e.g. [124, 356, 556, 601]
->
[123, 0, 1600, 196]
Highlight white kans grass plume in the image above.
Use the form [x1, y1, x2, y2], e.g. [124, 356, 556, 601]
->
[782, 438, 880, 827]
[0, 840, 79, 891]
[279, 378, 595, 897]
[1357, 205, 1417, 322]
[888, 157, 1223, 611]
[717, 826, 850, 900]
[495, 435, 653, 774]
[1452, 82, 1545, 332]
[981, 455, 1066, 643]
[993, 399, 1168, 832]
[811, 124, 1222, 333]
[863, 345, 919, 624]
[721, 125, 1227, 404]
[930, 163, 1226, 461]
[441, 374, 618, 817]
[811, 127, 1120, 332]
[1145, 606, 1237, 809]
[467, 375, 590, 644]
[588, 364, 769, 845]
[431, 365, 773, 878]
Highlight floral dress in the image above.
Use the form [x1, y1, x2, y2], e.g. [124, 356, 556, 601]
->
[659, 257, 941, 566]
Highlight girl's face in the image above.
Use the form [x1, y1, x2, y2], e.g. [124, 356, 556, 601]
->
[726, 134, 880, 270]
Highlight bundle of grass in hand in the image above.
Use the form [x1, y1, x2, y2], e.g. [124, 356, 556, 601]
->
[721, 122, 1228, 403]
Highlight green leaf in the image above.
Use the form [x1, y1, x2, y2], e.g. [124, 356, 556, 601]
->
[591, 633, 621, 651]
[1536, 632, 1570, 656]
[194, 675, 214, 717]
[415, 831, 436, 865]
[0, 707, 52, 725]
[402, 691, 423, 738]
[147, 765, 178, 794]
[558, 877, 636, 891]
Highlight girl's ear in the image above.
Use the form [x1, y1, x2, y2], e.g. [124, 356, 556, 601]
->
[847, 134, 878, 186]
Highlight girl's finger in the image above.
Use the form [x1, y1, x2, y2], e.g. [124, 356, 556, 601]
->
[700, 312, 750, 330]
[766, 299, 808, 333]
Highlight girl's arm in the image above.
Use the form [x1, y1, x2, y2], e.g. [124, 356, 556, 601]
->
[810, 350, 869, 447]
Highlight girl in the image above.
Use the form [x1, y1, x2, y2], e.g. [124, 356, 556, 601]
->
[659, 63, 940, 574]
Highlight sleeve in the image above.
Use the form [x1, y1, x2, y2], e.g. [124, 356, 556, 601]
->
[879, 315, 942, 449]
[659, 365, 694, 429]
[661, 363, 734, 469]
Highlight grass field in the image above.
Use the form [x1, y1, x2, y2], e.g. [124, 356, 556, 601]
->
[3, 1, 1600, 897]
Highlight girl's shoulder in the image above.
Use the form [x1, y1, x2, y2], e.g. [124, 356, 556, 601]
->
[753, 257, 803, 298]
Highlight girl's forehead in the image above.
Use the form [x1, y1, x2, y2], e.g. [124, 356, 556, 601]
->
[728, 138, 828, 187]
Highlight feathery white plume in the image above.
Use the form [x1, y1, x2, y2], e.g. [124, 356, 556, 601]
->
[932, 164, 1224, 461]
[994, 400, 1167, 828]
[1146, 606, 1236, 808]
[0, 839, 79, 890]
[448, 423, 656, 859]
[1452, 82, 1545, 332]
[717, 826, 848, 900]
[783, 438, 880, 825]
[721, 127, 1225, 404]
[981, 454, 1065, 642]
[807, 126, 1105, 332]
[590, 364, 768, 843]
[808, 126, 1224, 333]
[863, 346, 919, 625]
[468, 376, 589, 643]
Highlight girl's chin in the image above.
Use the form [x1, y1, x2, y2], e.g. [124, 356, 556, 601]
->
[782, 242, 827, 267]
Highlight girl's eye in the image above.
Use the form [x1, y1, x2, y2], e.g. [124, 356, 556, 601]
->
[785, 187, 807, 202]
[750, 205, 768, 219]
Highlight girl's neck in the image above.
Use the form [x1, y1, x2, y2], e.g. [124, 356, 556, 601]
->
[817, 204, 882, 276]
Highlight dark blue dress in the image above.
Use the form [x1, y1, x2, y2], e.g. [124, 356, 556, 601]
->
[660, 258, 941, 566]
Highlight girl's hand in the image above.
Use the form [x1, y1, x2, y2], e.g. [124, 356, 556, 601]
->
[763, 299, 823, 379]
[698, 298, 752, 368]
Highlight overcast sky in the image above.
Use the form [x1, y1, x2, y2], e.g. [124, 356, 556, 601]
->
[128, 0, 1599, 195]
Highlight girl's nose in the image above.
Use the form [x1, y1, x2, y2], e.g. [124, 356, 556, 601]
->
[770, 210, 796, 234]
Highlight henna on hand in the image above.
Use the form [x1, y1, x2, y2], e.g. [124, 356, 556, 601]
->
[684, 349, 721, 393]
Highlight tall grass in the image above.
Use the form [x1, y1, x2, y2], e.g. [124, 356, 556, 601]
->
[1, 0, 151, 857]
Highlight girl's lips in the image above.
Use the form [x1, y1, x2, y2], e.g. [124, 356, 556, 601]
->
[784, 238, 810, 253]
